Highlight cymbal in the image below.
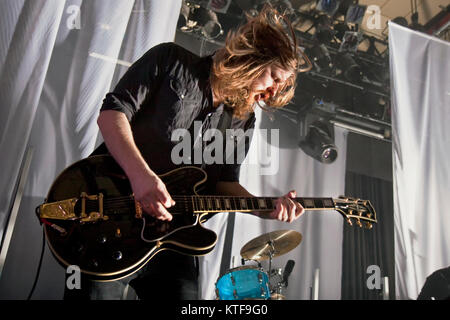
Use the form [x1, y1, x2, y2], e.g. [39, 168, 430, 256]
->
[240, 230, 302, 261]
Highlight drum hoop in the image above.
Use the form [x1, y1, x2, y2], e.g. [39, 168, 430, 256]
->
[215, 265, 266, 287]
[216, 265, 264, 281]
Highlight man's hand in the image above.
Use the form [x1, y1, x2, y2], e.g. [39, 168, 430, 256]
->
[270, 190, 305, 223]
[97, 110, 175, 221]
[129, 169, 175, 221]
[215, 182, 305, 223]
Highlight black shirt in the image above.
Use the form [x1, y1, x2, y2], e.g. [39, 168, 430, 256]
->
[96, 42, 255, 193]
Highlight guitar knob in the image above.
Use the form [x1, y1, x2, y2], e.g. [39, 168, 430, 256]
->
[364, 222, 373, 230]
[91, 259, 99, 268]
[97, 235, 107, 244]
[74, 243, 84, 253]
[112, 251, 123, 261]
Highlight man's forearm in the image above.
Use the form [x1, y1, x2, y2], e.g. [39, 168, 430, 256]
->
[97, 110, 153, 179]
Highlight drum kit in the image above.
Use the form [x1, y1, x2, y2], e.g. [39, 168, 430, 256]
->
[215, 229, 302, 300]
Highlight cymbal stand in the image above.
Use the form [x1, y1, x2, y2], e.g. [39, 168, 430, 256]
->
[267, 240, 275, 286]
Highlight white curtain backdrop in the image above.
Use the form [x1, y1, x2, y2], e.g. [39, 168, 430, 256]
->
[389, 22, 450, 300]
[0, 0, 347, 300]
[0, 0, 181, 299]
[199, 108, 348, 300]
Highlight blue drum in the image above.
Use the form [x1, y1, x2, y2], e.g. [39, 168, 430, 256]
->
[215, 266, 270, 300]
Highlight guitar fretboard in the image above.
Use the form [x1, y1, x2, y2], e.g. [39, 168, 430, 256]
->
[188, 196, 335, 213]
[98, 196, 336, 215]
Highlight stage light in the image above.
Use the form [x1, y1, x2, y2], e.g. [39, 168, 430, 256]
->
[391, 16, 408, 27]
[298, 111, 337, 164]
[339, 31, 362, 52]
[305, 44, 333, 71]
[335, 52, 363, 83]
[344, 3, 366, 23]
[333, 22, 350, 41]
[315, 15, 335, 44]
[316, 0, 341, 16]
[177, 1, 224, 40]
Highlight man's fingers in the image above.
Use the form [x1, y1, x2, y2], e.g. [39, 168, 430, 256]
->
[153, 202, 173, 221]
[294, 201, 305, 218]
[140, 200, 173, 221]
[284, 197, 297, 222]
[280, 195, 304, 223]
[276, 201, 287, 221]
[156, 184, 175, 208]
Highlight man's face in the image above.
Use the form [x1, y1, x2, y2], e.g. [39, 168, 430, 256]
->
[249, 64, 293, 105]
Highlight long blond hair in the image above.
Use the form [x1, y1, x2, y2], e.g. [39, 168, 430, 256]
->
[211, 5, 311, 119]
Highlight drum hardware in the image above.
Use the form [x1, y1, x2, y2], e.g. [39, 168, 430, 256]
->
[215, 230, 302, 300]
[270, 293, 286, 300]
[239, 230, 302, 300]
[215, 266, 271, 300]
[239, 230, 302, 262]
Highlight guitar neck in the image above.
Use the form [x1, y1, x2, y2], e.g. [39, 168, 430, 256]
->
[185, 196, 336, 213]
[98, 195, 336, 216]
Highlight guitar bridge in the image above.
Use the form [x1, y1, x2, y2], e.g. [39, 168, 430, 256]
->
[39, 192, 107, 222]
[39, 198, 78, 220]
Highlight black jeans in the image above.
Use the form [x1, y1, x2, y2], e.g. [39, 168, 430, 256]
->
[64, 251, 199, 300]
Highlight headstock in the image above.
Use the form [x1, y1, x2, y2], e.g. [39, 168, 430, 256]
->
[333, 196, 377, 229]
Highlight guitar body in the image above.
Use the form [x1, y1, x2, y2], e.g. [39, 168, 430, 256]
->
[43, 155, 217, 281]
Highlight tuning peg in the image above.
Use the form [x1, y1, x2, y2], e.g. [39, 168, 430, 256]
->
[356, 219, 363, 228]
[346, 218, 353, 226]
[364, 222, 373, 229]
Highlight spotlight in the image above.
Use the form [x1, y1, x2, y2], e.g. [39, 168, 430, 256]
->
[333, 22, 350, 41]
[345, 3, 367, 24]
[315, 15, 335, 44]
[177, 1, 224, 40]
[198, 11, 223, 39]
[335, 52, 363, 83]
[339, 31, 362, 52]
[316, 0, 341, 16]
[298, 111, 337, 164]
[305, 44, 333, 71]
[391, 16, 409, 27]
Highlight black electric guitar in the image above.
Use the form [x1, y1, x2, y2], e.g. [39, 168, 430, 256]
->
[37, 155, 377, 281]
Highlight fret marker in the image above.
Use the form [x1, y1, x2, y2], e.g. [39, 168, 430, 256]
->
[304, 199, 314, 208]
[323, 199, 333, 207]
[199, 198, 205, 210]
[206, 198, 213, 210]
[257, 199, 267, 209]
